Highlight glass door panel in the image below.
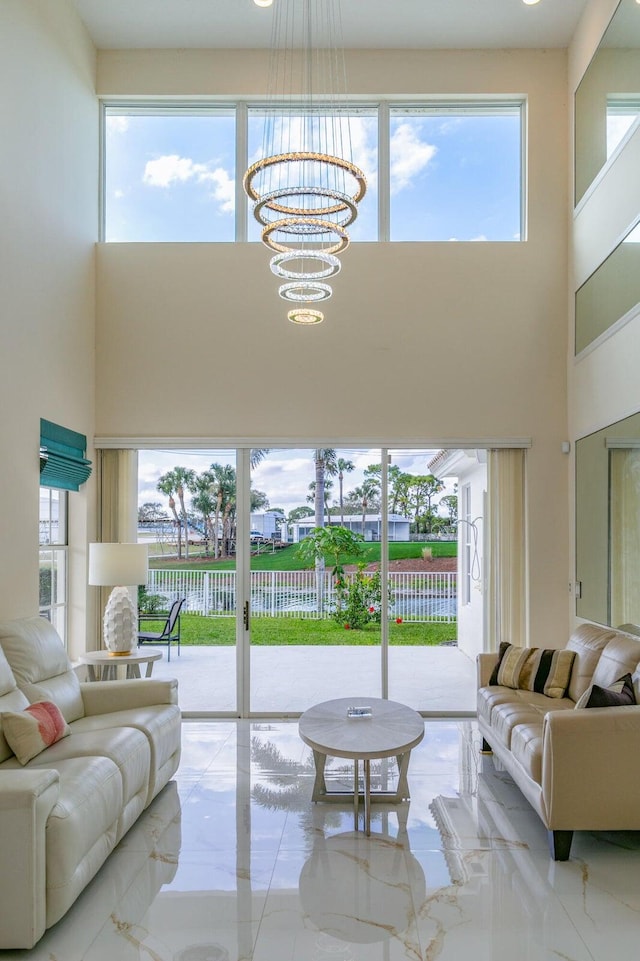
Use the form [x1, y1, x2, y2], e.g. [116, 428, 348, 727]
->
[138, 449, 237, 713]
[248, 448, 382, 713]
[386, 448, 479, 712]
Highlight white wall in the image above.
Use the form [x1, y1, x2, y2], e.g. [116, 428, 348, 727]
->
[95, 47, 570, 646]
[0, 0, 97, 651]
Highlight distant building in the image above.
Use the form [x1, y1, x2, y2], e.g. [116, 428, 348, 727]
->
[291, 514, 411, 543]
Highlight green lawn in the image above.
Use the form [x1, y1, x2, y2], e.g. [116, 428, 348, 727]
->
[144, 613, 456, 647]
[149, 540, 456, 572]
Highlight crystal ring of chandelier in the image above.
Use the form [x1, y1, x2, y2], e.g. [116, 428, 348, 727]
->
[244, 152, 366, 209]
[261, 219, 350, 256]
[253, 187, 358, 229]
[270, 250, 342, 281]
[287, 308, 324, 325]
[278, 281, 333, 302]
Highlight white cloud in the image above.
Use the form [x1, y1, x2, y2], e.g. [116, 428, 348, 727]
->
[390, 123, 437, 194]
[142, 154, 235, 214]
[199, 167, 235, 214]
[106, 115, 130, 134]
[143, 154, 207, 188]
[113, 189, 125, 199]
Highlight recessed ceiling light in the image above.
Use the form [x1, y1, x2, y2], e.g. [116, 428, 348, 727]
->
[254, 0, 273, 7]
[522, 0, 541, 5]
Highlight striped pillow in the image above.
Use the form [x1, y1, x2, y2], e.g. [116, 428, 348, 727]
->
[0, 700, 71, 765]
[489, 642, 576, 699]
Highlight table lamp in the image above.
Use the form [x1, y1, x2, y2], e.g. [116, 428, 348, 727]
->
[88, 542, 149, 655]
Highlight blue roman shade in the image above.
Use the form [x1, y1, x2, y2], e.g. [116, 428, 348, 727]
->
[39, 419, 92, 492]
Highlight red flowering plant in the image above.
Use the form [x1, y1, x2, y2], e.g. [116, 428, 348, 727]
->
[333, 564, 393, 630]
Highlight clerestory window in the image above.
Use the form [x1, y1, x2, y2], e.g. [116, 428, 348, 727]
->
[102, 99, 524, 244]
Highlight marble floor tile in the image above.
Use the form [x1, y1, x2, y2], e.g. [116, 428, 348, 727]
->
[7, 718, 640, 960]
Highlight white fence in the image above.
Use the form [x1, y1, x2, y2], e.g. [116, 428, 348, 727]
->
[147, 569, 457, 623]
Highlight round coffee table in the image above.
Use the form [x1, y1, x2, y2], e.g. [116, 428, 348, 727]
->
[298, 697, 424, 835]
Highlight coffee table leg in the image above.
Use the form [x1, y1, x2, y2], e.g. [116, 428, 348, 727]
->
[311, 750, 327, 802]
[364, 759, 371, 836]
[396, 751, 412, 801]
[353, 759, 359, 828]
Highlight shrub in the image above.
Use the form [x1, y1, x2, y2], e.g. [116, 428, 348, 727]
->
[333, 564, 393, 630]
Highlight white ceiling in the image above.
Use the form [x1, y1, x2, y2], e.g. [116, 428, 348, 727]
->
[72, 0, 592, 51]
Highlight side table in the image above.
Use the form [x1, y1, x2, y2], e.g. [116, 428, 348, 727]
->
[80, 647, 164, 681]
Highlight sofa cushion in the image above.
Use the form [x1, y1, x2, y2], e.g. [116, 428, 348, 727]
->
[0, 617, 84, 723]
[0, 646, 30, 763]
[70, 704, 181, 805]
[491, 691, 573, 749]
[1, 701, 70, 765]
[591, 635, 640, 690]
[489, 642, 575, 698]
[565, 623, 618, 701]
[24, 755, 122, 928]
[575, 673, 637, 709]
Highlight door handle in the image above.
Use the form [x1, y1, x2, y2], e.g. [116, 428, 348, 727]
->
[243, 600, 250, 630]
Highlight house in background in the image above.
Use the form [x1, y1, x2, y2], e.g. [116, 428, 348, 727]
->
[291, 514, 412, 543]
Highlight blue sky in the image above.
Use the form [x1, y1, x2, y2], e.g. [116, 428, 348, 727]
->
[105, 105, 522, 243]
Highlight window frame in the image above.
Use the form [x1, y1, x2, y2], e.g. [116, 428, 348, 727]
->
[100, 96, 526, 244]
[39, 487, 69, 645]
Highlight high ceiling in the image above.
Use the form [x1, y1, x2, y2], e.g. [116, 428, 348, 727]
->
[72, 0, 592, 51]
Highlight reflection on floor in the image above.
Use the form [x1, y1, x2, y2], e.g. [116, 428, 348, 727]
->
[8, 719, 640, 960]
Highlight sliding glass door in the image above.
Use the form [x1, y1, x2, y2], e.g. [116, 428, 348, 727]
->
[138, 444, 480, 715]
[248, 448, 382, 713]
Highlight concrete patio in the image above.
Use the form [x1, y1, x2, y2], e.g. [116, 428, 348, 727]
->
[150, 643, 477, 715]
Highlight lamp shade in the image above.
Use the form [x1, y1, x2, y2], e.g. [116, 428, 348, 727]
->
[88, 543, 148, 586]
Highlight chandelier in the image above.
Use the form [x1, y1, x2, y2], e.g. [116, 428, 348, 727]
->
[244, 0, 366, 325]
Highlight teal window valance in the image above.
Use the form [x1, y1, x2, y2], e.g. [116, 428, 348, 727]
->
[39, 419, 92, 492]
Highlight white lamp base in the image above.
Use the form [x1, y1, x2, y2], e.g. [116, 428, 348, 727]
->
[103, 585, 137, 654]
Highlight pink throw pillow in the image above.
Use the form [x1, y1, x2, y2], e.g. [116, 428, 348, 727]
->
[1, 701, 71, 765]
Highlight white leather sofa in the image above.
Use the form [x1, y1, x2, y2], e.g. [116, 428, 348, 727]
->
[0, 616, 182, 949]
[477, 623, 640, 860]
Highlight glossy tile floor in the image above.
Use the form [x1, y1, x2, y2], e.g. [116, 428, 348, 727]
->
[6, 719, 640, 960]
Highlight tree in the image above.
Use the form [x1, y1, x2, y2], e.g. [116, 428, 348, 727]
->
[157, 468, 195, 559]
[336, 457, 355, 526]
[349, 471, 381, 539]
[306, 479, 334, 513]
[406, 474, 444, 533]
[440, 493, 458, 526]
[208, 463, 236, 558]
[288, 505, 314, 524]
[187, 471, 216, 553]
[297, 525, 364, 576]
[138, 502, 167, 525]
[310, 449, 337, 611]
[297, 525, 365, 622]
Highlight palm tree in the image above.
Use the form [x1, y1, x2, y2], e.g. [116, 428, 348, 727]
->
[336, 457, 355, 526]
[352, 475, 380, 539]
[209, 463, 236, 558]
[157, 467, 195, 559]
[312, 449, 337, 613]
[187, 471, 216, 554]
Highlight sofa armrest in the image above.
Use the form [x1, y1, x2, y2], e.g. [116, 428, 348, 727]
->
[542, 706, 640, 829]
[0, 769, 59, 949]
[477, 652, 498, 688]
[80, 678, 179, 716]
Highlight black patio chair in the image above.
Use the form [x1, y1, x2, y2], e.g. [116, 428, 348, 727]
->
[138, 598, 184, 662]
